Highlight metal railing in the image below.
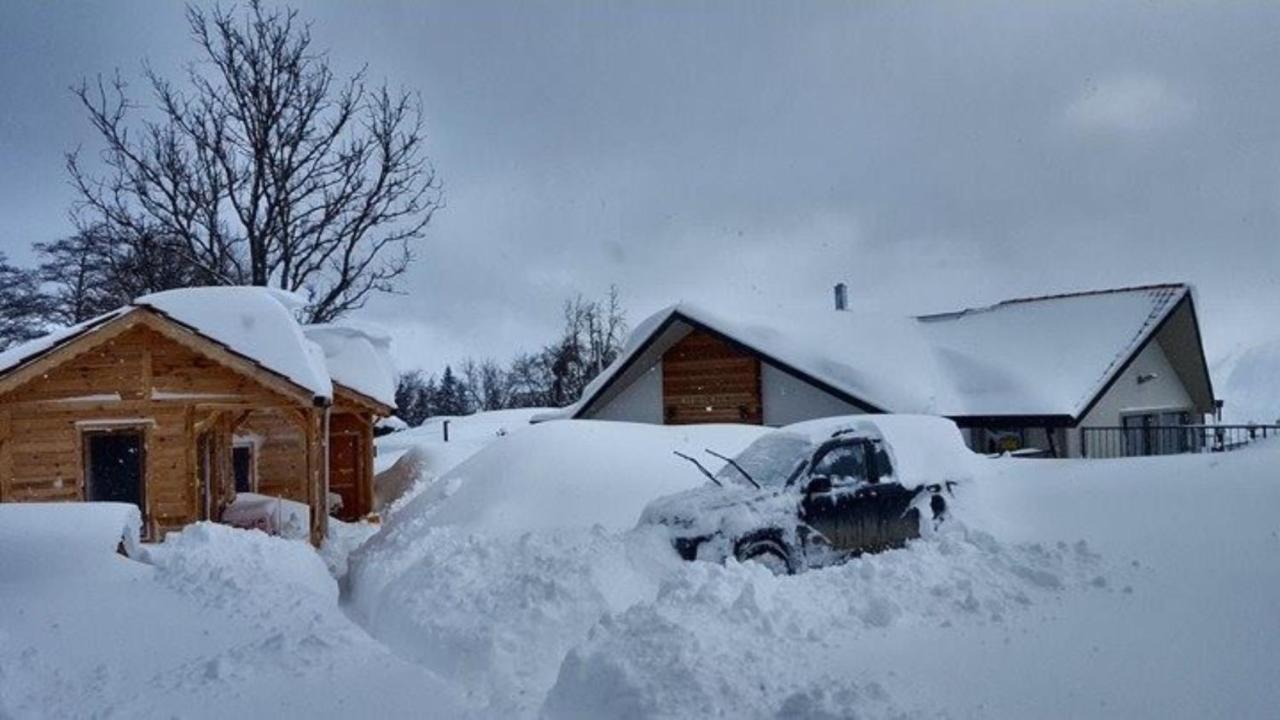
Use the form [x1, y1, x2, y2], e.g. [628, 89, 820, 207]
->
[1080, 424, 1280, 459]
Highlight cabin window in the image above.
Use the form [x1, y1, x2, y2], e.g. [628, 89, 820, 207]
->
[83, 429, 146, 519]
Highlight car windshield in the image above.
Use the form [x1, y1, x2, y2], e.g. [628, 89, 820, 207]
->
[809, 439, 868, 484]
[713, 431, 813, 487]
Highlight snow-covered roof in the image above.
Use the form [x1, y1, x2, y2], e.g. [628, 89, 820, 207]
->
[0, 309, 127, 379]
[0, 286, 397, 411]
[554, 283, 1194, 422]
[137, 287, 334, 401]
[303, 322, 397, 408]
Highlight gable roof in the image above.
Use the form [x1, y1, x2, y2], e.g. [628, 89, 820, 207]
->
[551, 282, 1207, 424]
[0, 287, 397, 411]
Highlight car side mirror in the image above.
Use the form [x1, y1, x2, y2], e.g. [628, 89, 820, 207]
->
[804, 477, 832, 496]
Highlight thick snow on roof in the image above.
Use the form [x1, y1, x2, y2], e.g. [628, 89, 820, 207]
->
[918, 284, 1187, 416]
[136, 287, 333, 400]
[559, 283, 1190, 422]
[303, 322, 397, 407]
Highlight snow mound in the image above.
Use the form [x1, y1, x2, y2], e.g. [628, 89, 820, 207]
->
[542, 523, 1108, 719]
[0, 502, 141, 578]
[388, 420, 768, 537]
[142, 523, 337, 616]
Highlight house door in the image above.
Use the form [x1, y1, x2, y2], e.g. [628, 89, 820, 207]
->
[328, 432, 362, 520]
[84, 430, 146, 514]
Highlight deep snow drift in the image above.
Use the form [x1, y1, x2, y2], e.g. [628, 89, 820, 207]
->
[0, 508, 465, 719]
[348, 420, 1280, 718]
[3, 424, 1279, 719]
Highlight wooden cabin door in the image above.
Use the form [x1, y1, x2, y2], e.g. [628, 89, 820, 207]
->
[328, 432, 362, 521]
[84, 430, 146, 514]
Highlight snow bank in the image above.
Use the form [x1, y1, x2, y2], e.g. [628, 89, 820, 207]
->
[0, 502, 141, 578]
[386, 420, 767, 536]
[375, 407, 546, 474]
[347, 420, 767, 714]
[543, 525, 1104, 719]
[141, 523, 337, 613]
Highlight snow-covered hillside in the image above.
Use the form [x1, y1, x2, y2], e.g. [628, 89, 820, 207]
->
[2, 424, 1278, 719]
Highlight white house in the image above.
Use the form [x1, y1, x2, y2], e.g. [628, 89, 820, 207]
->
[542, 283, 1216, 458]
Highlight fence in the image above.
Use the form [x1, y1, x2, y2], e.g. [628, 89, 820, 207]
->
[1080, 424, 1280, 459]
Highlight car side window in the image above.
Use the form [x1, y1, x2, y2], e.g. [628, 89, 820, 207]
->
[808, 440, 868, 486]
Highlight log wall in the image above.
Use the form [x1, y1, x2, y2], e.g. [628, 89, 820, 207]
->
[0, 323, 316, 539]
[661, 330, 763, 425]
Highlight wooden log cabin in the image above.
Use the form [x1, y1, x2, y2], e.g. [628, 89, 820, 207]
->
[0, 287, 395, 545]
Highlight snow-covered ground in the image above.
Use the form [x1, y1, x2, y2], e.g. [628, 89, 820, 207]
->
[3, 421, 1279, 718]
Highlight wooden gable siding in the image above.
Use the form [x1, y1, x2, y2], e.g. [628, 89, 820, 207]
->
[661, 330, 763, 425]
[0, 324, 319, 538]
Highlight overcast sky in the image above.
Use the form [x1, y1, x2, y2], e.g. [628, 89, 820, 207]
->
[1, 1, 1277, 376]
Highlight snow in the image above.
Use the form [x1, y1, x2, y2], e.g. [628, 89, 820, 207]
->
[346, 421, 768, 714]
[303, 322, 398, 407]
[136, 286, 334, 401]
[1215, 336, 1280, 424]
[0, 502, 142, 572]
[5, 420, 1280, 718]
[546, 284, 1189, 421]
[787, 413, 978, 488]
[377, 415, 410, 432]
[372, 408, 553, 511]
[0, 518, 466, 719]
[221, 492, 311, 540]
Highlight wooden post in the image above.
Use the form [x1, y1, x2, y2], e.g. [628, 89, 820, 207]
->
[307, 407, 327, 546]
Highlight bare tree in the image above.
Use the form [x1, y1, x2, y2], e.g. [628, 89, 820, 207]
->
[0, 254, 49, 350]
[67, 0, 441, 322]
[36, 225, 207, 324]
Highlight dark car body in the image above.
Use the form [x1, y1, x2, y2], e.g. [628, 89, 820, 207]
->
[641, 417, 963, 573]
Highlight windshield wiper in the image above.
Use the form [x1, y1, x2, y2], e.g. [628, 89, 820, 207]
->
[703, 448, 761, 489]
[673, 451, 722, 487]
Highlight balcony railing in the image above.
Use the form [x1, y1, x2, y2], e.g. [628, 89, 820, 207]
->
[1080, 424, 1280, 459]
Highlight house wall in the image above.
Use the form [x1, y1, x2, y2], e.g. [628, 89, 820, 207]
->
[593, 364, 663, 423]
[761, 363, 866, 426]
[582, 342, 867, 427]
[236, 410, 308, 503]
[1067, 339, 1196, 457]
[661, 331, 763, 425]
[0, 323, 316, 538]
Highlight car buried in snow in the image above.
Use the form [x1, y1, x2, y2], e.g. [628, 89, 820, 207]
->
[640, 415, 972, 574]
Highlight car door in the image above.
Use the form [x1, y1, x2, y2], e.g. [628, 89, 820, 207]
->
[799, 439, 920, 554]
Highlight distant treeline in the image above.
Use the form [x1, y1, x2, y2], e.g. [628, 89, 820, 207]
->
[394, 288, 627, 425]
